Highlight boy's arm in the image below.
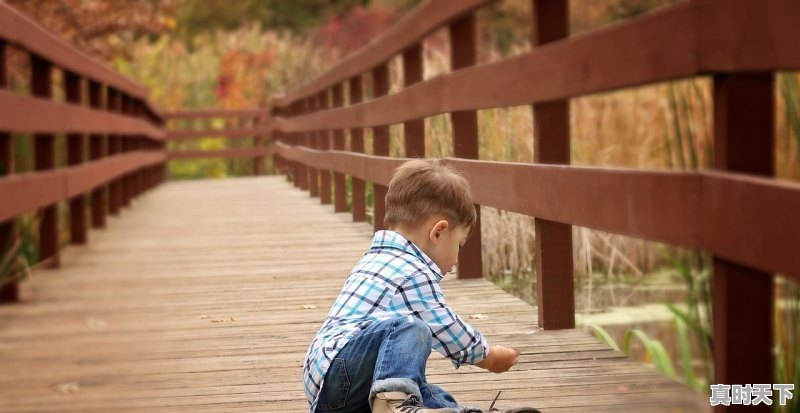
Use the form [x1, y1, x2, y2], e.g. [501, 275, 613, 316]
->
[396, 271, 489, 368]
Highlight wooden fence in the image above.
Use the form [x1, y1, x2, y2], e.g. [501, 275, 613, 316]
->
[265, 0, 800, 409]
[1, 0, 799, 410]
[0, 2, 166, 300]
[163, 108, 272, 175]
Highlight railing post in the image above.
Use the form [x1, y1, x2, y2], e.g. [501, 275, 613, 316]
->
[531, 0, 574, 329]
[88, 81, 107, 229]
[295, 102, 308, 190]
[270, 106, 284, 177]
[65, 71, 87, 245]
[712, 73, 774, 412]
[308, 97, 320, 197]
[133, 101, 144, 199]
[449, 14, 482, 279]
[108, 88, 123, 215]
[318, 91, 332, 205]
[31, 55, 59, 268]
[372, 64, 390, 232]
[305, 98, 319, 197]
[403, 43, 425, 158]
[0, 40, 17, 302]
[288, 104, 301, 188]
[332, 83, 347, 213]
[254, 111, 265, 177]
[121, 95, 133, 208]
[159, 116, 167, 184]
[349, 76, 367, 222]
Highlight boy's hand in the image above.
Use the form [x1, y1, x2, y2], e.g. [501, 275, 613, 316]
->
[476, 345, 520, 373]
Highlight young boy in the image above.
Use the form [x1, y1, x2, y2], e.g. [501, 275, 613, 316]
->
[303, 159, 537, 413]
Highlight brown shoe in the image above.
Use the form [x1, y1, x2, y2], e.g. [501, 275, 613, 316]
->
[371, 392, 483, 413]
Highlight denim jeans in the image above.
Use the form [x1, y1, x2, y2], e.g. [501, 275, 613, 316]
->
[315, 316, 459, 412]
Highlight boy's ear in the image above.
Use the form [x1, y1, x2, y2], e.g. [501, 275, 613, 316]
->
[429, 220, 449, 245]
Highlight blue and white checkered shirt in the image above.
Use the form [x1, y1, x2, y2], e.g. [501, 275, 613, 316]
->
[302, 230, 489, 412]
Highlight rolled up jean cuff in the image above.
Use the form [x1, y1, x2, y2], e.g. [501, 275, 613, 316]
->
[369, 378, 422, 407]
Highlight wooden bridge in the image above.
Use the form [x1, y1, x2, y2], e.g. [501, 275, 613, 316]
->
[1, 0, 799, 412]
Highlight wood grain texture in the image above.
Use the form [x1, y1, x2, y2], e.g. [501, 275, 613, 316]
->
[0, 177, 707, 412]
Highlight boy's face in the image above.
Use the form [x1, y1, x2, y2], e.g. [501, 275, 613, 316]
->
[427, 221, 471, 275]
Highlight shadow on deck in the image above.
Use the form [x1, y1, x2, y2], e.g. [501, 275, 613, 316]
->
[0, 177, 708, 412]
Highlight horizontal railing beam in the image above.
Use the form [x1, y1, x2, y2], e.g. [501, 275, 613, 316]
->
[166, 127, 271, 140]
[273, 142, 800, 281]
[272, 0, 800, 134]
[0, 90, 164, 140]
[168, 147, 274, 160]
[0, 152, 165, 222]
[163, 109, 271, 120]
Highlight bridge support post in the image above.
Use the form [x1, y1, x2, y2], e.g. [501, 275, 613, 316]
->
[531, 0, 574, 329]
[371, 64, 390, 232]
[332, 83, 347, 213]
[0, 40, 18, 302]
[121, 95, 134, 208]
[270, 106, 284, 179]
[88, 81, 107, 229]
[65, 71, 88, 245]
[133, 101, 145, 199]
[712, 73, 774, 412]
[449, 14, 483, 280]
[254, 111, 266, 177]
[318, 91, 332, 205]
[291, 103, 306, 188]
[32, 55, 59, 268]
[307, 97, 320, 198]
[403, 43, 425, 158]
[108, 89, 123, 216]
[293, 102, 308, 190]
[349, 76, 367, 222]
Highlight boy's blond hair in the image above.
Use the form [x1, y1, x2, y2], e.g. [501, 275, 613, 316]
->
[384, 159, 477, 231]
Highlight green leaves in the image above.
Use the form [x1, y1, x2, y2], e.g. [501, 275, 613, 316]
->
[590, 324, 620, 352]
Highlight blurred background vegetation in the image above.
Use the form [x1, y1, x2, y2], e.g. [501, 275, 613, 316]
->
[3, 0, 798, 407]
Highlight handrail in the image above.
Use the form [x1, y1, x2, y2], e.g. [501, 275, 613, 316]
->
[272, 0, 494, 108]
[0, 90, 164, 139]
[0, 152, 165, 222]
[163, 108, 271, 120]
[272, 0, 800, 134]
[167, 127, 272, 140]
[163, 109, 271, 167]
[273, 142, 800, 280]
[266, 0, 800, 392]
[0, 1, 168, 302]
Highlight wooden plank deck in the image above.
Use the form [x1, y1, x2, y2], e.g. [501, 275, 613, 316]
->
[0, 176, 709, 412]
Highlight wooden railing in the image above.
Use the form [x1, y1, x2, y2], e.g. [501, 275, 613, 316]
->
[266, 0, 800, 404]
[162, 108, 273, 175]
[0, 2, 166, 300]
[1, 0, 798, 406]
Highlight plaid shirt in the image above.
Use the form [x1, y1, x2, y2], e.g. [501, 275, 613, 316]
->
[302, 230, 489, 412]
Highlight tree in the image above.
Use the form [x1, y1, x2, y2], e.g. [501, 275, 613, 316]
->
[6, 0, 178, 61]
